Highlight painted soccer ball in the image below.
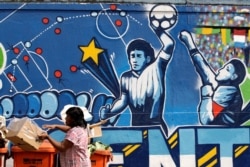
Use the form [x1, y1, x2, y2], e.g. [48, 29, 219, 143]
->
[149, 5, 177, 31]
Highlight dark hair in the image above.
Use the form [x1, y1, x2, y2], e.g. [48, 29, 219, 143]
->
[228, 59, 246, 85]
[66, 107, 87, 128]
[126, 39, 155, 64]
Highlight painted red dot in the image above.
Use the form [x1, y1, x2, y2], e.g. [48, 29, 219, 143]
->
[54, 70, 62, 78]
[13, 47, 20, 54]
[70, 65, 77, 72]
[110, 4, 117, 11]
[115, 19, 122, 27]
[35, 48, 43, 55]
[54, 28, 61, 35]
[23, 55, 29, 62]
[42, 17, 49, 24]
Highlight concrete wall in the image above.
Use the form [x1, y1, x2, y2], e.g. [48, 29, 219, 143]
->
[0, 2, 250, 167]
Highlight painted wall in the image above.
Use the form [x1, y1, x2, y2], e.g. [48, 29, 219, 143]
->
[0, 3, 250, 167]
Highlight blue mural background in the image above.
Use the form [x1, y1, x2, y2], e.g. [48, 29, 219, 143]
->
[0, 3, 200, 129]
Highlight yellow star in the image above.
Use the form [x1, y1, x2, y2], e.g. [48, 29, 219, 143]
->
[79, 39, 104, 65]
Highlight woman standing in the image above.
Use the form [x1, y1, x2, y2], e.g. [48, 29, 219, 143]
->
[39, 106, 91, 167]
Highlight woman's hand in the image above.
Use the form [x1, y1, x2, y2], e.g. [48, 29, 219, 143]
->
[100, 119, 108, 125]
[42, 124, 56, 130]
[38, 132, 49, 140]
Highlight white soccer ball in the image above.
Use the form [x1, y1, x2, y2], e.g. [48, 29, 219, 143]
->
[149, 5, 177, 31]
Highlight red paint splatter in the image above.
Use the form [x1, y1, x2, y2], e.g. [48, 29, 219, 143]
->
[70, 65, 77, 72]
[35, 48, 43, 55]
[42, 17, 49, 24]
[54, 28, 61, 35]
[13, 47, 20, 54]
[7, 73, 16, 82]
[110, 4, 117, 11]
[54, 70, 62, 79]
[23, 55, 29, 63]
[115, 19, 122, 27]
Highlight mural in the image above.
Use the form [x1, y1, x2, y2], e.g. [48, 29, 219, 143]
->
[0, 3, 250, 167]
